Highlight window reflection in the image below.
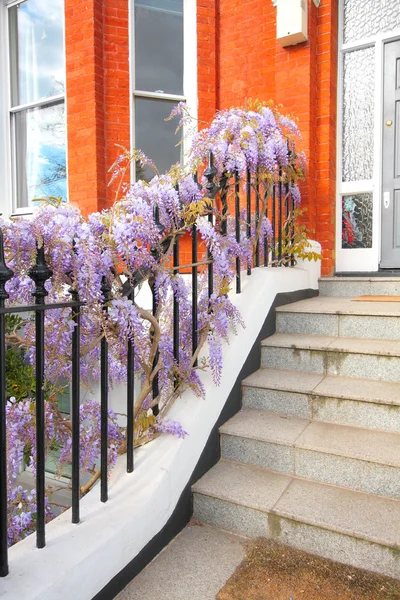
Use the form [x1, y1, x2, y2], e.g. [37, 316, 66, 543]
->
[135, 0, 183, 95]
[135, 98, 182, 181]
[9, 0, 65, 106]
[14, 102, 66, 207]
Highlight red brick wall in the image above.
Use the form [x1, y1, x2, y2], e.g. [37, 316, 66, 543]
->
[65, 0, 130, 215]
[197, 0, 338, 275]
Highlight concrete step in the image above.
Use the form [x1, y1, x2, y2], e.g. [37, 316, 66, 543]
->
[261, 333, 400, 382]
[192, 459, 400, 580]
[276, 296, 400, 340]
[220, 408, 400, 499]
[319, 277, 400, 297]
[242, 368, 400, 432]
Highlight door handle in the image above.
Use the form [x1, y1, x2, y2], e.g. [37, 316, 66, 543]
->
[383, 191, 390, 209]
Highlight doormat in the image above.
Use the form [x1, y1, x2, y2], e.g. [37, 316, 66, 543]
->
[352, 295, 400, 302]
[217, 538, 400, 600]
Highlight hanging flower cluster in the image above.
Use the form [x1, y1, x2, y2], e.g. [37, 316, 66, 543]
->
[4, 101, 304, 545]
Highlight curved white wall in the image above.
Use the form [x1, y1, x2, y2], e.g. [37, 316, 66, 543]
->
[2, 254, 320, 600]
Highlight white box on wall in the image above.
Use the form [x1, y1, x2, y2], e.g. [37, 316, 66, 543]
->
[277, 0, 308, 47]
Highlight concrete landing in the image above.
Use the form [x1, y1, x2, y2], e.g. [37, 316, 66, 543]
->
[115, 523, 247, 600]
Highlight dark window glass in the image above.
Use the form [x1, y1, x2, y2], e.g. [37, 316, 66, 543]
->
[135, 0, 183, 95]
[135, 97, 182, 181]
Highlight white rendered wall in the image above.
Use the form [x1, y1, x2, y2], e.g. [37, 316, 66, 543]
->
[1, 251, 320, 600]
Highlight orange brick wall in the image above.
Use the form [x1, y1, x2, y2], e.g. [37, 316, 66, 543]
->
[197, 0, 338, 275]
[65, 0, 130, 215]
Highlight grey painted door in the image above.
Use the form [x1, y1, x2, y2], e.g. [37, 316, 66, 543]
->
[382, 39, 400, 268]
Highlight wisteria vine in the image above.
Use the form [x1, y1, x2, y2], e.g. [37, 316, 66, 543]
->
[4, 101, 305, 545]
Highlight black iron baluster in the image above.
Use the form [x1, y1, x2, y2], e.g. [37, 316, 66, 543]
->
[28, 244, 53, 548]
[234, 171, 241, 293]
[127, 282, 134, 473]
[70, 282, 81, 523]
[271, 182, 276, 265]
[150, 279, 159, 416]
[192, 221, 198, 365]
[290, 142, 296, 267]
[264, 184, 269, 267]
[255, 180, 260, 268]
[246, 169, 251, 276]
[173, 238, 180, 369]
[100, 276, 111, 503]
[0, 232, 13, 577]
[204, 152, 218, 298]
[278, 169, 283, 263]
[220, 174, 228, 236]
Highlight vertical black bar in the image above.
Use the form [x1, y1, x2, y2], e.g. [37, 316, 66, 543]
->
[173, 237, 180, 366]
[284, 179, 290, 266]
[264, 185, 269, 267]
[70, 288, 81, 522]
[271, 183, 276, 265]
[234, 171, 241, 293]
[192, 224, 198, 365]
[151, 282, 159, 416]
[278, 169, 283, 262]
[28, 245, 52, 549]
[220, 174, 228, 236]
[0, 232, 13, 577]
[291, 185, 296, 267]
[127, 284, 134, 473]
[255, 180, 260, 268]
[203, 151, 218, 297]
[246, 169, 251, 276]
[100, 276, 111, 503]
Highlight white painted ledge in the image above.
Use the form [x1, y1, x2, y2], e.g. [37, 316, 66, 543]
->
[2, 250, 320, 600]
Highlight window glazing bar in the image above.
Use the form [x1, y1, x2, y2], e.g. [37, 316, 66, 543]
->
[10, 94, 65, 114]
[134, 90, 185, 102]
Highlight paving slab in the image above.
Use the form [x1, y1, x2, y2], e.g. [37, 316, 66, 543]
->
[296, 420, 400, 467]
[220, 409, 310, 445]
[276, 296, 400, 315]
[115, 523, 247, 600]
[275, 478, 400, 548]
[193, 459, 291, 512]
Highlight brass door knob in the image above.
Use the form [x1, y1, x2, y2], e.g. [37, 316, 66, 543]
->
[386, 119, 393, 127]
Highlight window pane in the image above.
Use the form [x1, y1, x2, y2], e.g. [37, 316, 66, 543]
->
[344, 0, 400, 44]
[135, 0, 183, 95]
[342, 47, 375, 182]
[14, 102, 66, 208]
[342, 193, 373, 249]
[9, 0, 65, 106]
[135, 98, 182, 181]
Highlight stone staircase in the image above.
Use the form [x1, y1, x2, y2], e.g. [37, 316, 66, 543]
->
[192, 277, 400, 579]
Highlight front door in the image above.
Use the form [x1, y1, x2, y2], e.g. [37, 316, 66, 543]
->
[382, 39, 400, 268]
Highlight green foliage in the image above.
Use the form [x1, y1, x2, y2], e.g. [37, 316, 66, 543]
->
[276, 208, 322, 266]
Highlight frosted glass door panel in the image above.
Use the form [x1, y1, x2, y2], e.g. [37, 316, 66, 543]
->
[342, 47, 375, 182]
[344, 0, 400, 44]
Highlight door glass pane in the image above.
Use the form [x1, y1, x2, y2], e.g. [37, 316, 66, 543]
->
[135, 98, 182, 181]
[344, 0, 400, 44]
[14, 102, 66, 208]
[135, 0, 183, 95]
[342, 193, 373, 249]
[342, 47, 375, 182]
[9, 0, 65, 106]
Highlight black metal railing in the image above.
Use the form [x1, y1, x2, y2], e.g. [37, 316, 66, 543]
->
[0, 150, 297, 576]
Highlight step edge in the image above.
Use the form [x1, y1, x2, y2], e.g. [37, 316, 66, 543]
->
[193, 487, 400, 552]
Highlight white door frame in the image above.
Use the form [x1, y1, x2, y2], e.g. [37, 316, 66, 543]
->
[336, 0, 400, 272]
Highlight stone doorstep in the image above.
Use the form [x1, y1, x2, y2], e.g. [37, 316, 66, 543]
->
[192, 459, 400, 552]
[242, 368, 400, 406]
[276, 296, 400, 316]
[219, 409, 400, 469]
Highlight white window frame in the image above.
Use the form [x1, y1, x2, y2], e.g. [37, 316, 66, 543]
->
[336, 0, 400, 272]
[0, 0, 67, 218]
[129, 0, 198, 180]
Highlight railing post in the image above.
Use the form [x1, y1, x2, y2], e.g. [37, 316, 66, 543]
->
[28, 244, 53, 549]
[126, 281, 134, 473]
[246, 169, 251, 276]
[255, 179, 260, 268]
[70, 281, 81, 522]
[0, 231, 13, 577]
[100, 275, 111, 503]
[234, 170, 241, 293]
[204, 152, 218, 298]
[219, 174, 228, 236]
